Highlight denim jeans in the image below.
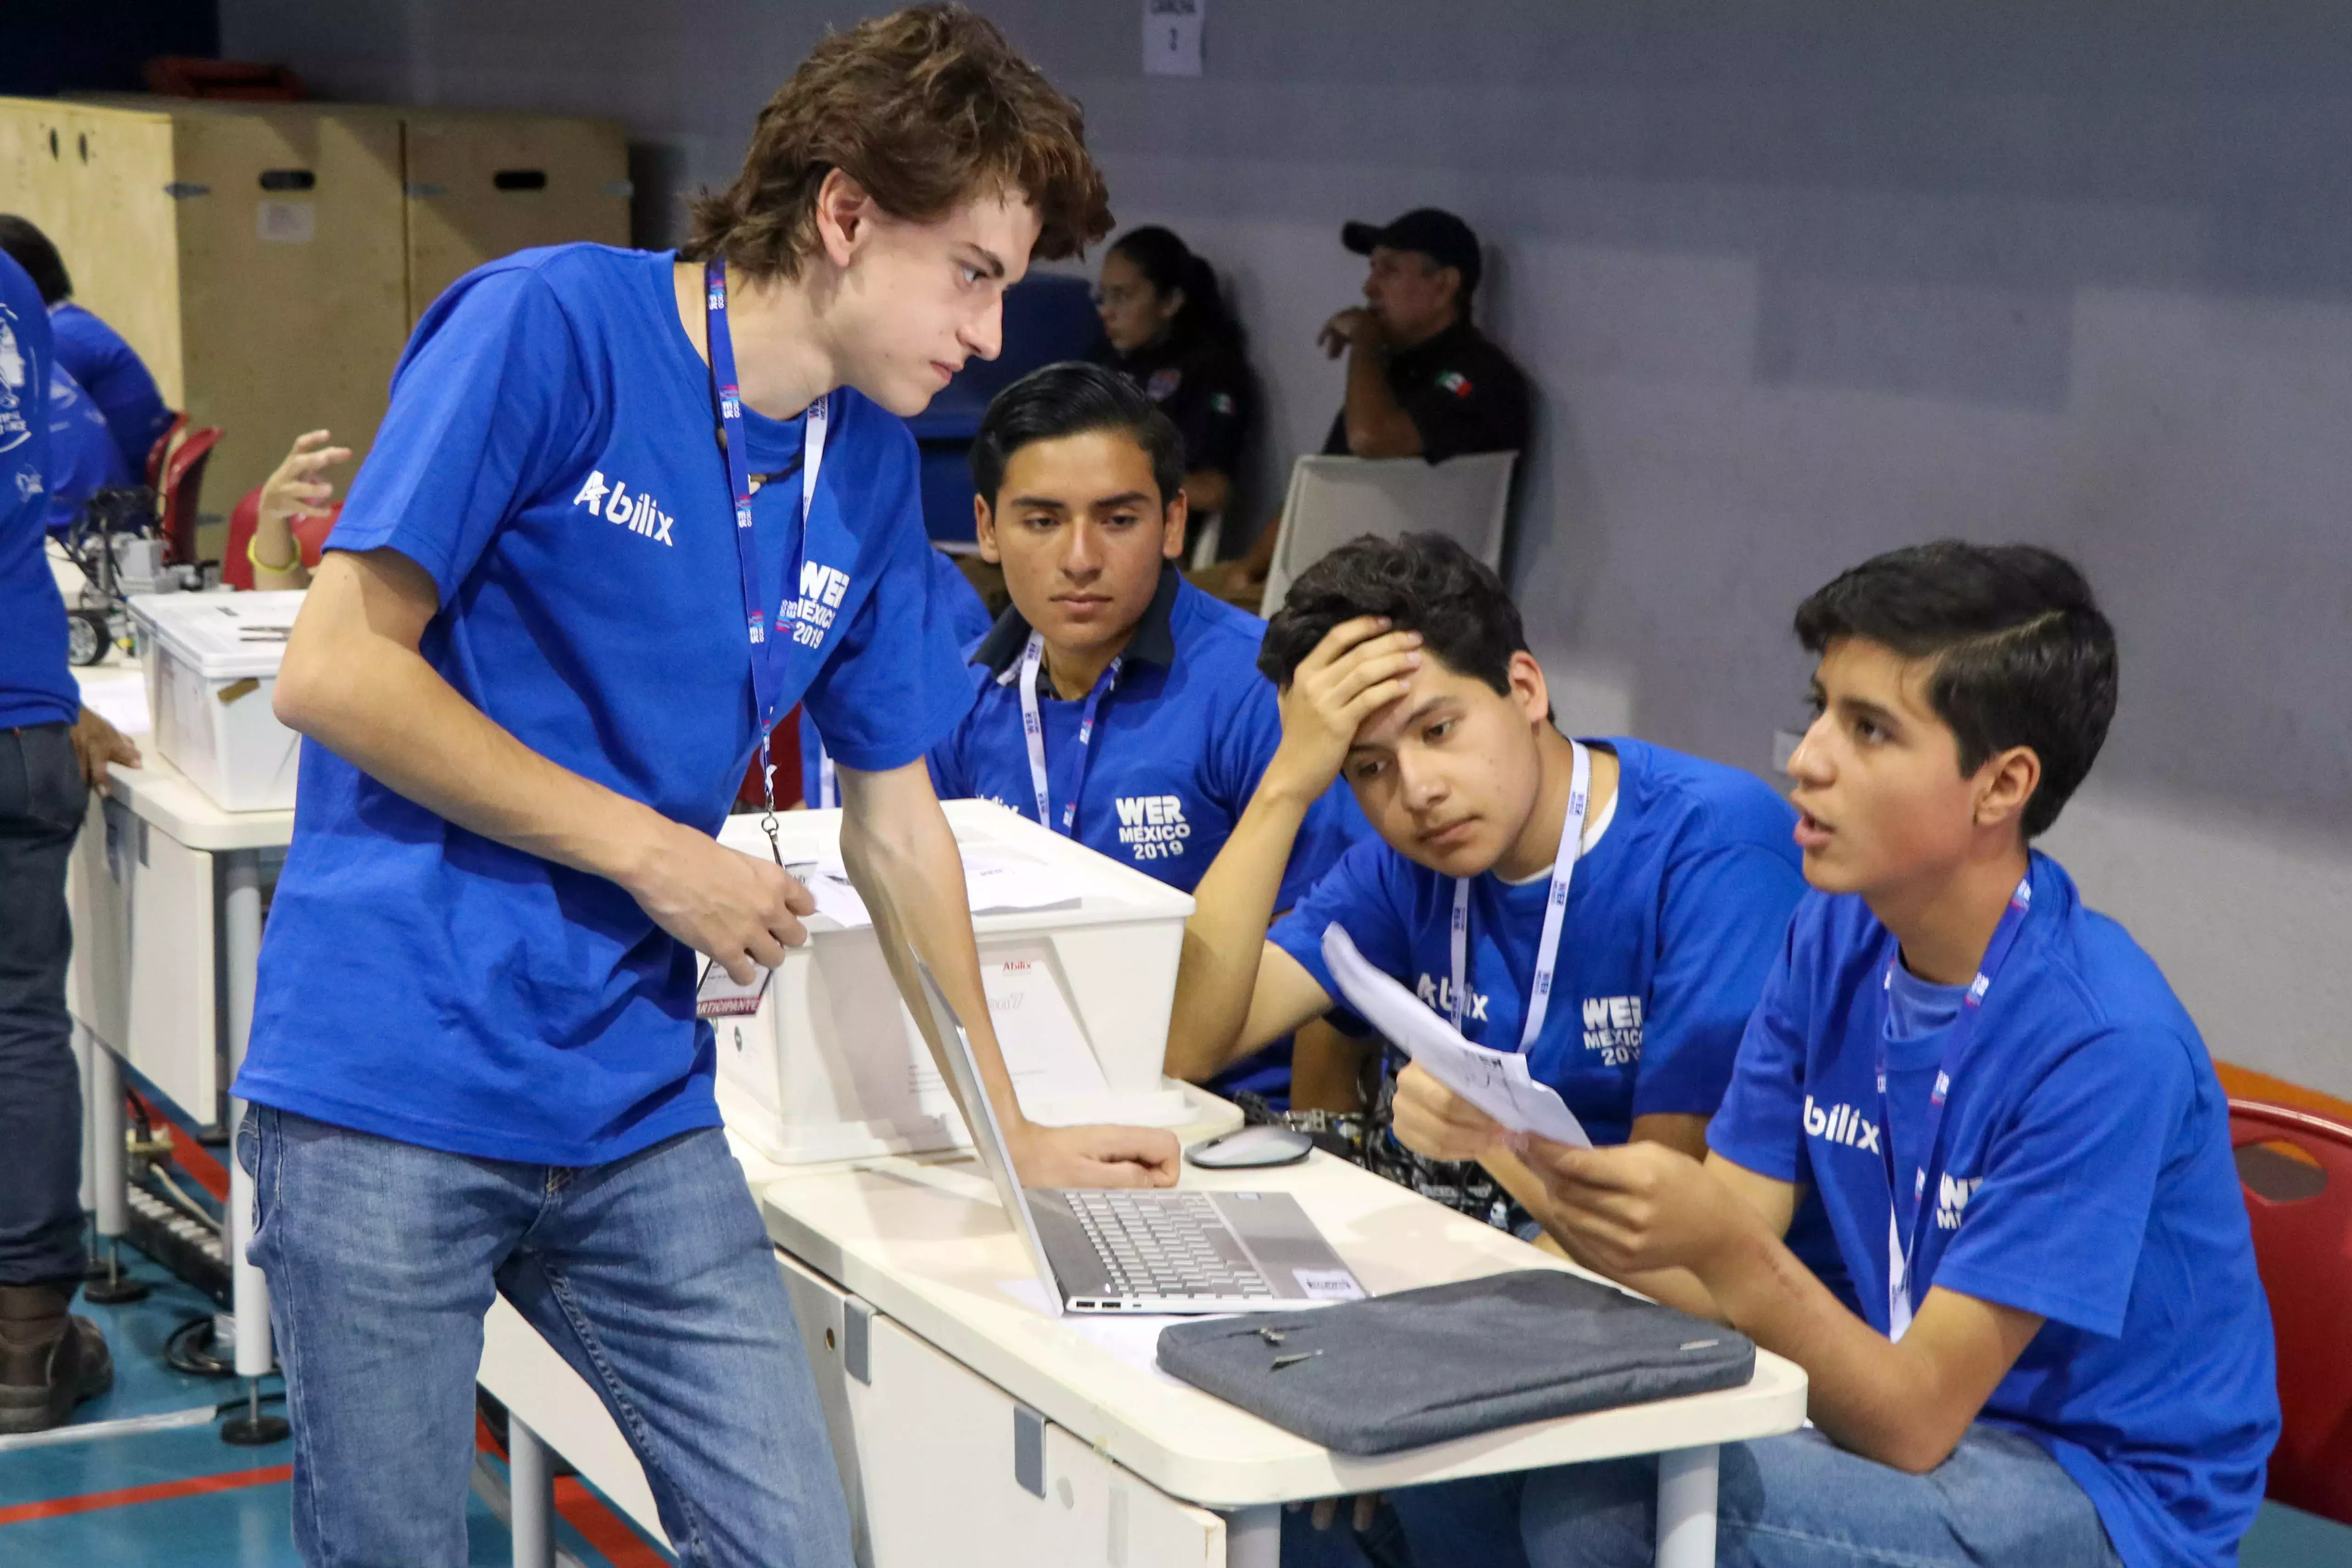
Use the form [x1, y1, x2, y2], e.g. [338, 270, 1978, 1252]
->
[1372, 1424, 2122, 1568]
[237, 1105, 852, 1568]
[0, 723, 88, 1289]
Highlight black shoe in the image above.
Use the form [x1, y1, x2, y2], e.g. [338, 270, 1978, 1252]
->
[0, 1285, 116, 1435]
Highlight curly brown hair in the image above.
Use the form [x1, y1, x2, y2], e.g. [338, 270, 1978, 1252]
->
[683, 5, 1113, 281]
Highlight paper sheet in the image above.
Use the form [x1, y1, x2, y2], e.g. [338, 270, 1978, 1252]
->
[995, 1278, 1219, 1385]
[793, 851, 1081, 931]
[911, 942, 1110, 1116]
[1321, 923, 1593, 1149]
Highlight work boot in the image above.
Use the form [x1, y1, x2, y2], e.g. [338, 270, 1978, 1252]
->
[0, 1282, 115, 1435]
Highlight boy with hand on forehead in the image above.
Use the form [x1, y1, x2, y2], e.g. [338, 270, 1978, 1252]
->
[1399, 544, 2277, 1568]
[929, 361, 1366, 1102]
[231, 10, 1178, 1564]
[1166, 533, 1809, 1219]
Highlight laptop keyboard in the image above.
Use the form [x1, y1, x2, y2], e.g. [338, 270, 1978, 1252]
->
[1066, 1191, 1276, 1302]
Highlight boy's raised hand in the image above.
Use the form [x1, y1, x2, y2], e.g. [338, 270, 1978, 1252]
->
[1265, 616, 1422, 799]
[1510, 1137, 1759, 1281]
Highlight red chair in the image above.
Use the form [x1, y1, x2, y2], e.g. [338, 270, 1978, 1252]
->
[220, 484, 340, 590]
[144, 412, 188, 490]
[2229, 1098, 2352, 1524]
[154, 424, 224, 566]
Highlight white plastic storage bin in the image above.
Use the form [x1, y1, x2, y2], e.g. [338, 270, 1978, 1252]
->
[127, 590, 306, 812]
[712, 799, 1198, 1164]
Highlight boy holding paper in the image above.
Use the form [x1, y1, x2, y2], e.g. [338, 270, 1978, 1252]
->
[1394, 543, 2277, 1568]
[1165, 533, 1808, 1210]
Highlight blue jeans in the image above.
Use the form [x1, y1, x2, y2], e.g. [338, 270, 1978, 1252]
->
[1380, 1425, 2122, 1568]
[238, 1106, 852, 1568]
[0, 724, 88, 1290]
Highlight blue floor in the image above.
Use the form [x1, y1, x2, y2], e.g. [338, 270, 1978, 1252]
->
[6, 1243, 2346, 1565]
[0, 1244, 673, 1566]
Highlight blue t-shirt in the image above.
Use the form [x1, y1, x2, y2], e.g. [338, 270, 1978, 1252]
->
[237, 245, 975, 1165]
[1708, 853, 2279, 1568]
[0, 254, 74, 731]
[1270, 738, 1805, 1148]
[44, 362, 131, 533]
[799, 546, 992, 805]
[930, 565, 1370, 1099]
[49, 301, 173, 476]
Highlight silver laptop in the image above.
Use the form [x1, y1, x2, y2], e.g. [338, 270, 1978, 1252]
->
[911, 959, 1366, 1316]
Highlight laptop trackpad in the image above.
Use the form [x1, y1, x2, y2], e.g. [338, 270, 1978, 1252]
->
[1213, 1192, 1367, 1300]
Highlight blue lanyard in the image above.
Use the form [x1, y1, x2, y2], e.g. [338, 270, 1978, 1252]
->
[704, 258, 825, 849]
[1872, 870, 2033, 1339]
[1017, 632, 1121, 834]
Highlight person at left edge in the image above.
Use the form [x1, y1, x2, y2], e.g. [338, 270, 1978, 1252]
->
[233, 10, 1176, 1567]
[799, 545, 991, 809]
[0, 216, 176, 476]
[925, 361, 1368, 1104]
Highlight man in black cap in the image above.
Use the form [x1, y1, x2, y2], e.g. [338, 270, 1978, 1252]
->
[1203, 208, 1530, 605]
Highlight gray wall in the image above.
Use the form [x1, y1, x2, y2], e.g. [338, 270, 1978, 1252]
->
[222, 0, 2352, 1093]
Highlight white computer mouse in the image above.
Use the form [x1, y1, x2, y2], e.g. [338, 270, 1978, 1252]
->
[1185, 1124, 1315, 1169]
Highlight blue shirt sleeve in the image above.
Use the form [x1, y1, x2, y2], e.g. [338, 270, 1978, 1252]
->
[1705, 916, 1814, 1187]
[798, 422, 976, 773]
[1635, 842, 1807, 1120]
[1208, 675, 1368, 911]
[1928, 1025, 2193, 1336]
[51, 307, 173, 475]
[327, 267, 593, 602]
[1267, 837, 1412, 1026]
[43, 365, 130, 532]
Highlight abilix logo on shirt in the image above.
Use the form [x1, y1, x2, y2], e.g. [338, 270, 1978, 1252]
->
[1115, 794, 1189, 861]
[1582, 996, 1643, 1066]
[572, 471, 675, 546]
[1414, 974, 1489, 1022]
[1803, 1094, 1883, 1155]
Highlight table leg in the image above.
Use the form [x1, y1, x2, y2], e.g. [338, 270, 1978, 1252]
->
[217, 852, 286, 1446]
[80, 1042, 147, 1304]
[1656, 1444, 1720, 1568]
[73, 1022, 95, 1217]
[1224, 1505, 1280, 1568]
[509, 1416, 555, 1568]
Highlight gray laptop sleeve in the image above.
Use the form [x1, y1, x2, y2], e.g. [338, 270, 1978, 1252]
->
[1154, 1269, 1755, 1455]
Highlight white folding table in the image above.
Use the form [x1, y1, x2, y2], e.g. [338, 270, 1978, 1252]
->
[480, 1088, 1807, 1568]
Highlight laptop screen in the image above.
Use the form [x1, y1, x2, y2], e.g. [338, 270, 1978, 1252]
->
[910, 958, 1065, 1315]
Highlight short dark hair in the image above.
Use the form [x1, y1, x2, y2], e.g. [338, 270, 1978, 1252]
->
[683, 5, 1112, 282]
[969, 360, 1185, 506]
[1260, 533, 1526, 696]
[0, 215, 71, 304]
[1794, 541, 2117, 837]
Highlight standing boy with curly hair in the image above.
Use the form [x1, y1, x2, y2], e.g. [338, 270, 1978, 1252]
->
[235, 11, 1176, 1564]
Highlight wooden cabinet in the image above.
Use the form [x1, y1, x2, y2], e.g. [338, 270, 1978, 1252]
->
[4, 95, 628, 542]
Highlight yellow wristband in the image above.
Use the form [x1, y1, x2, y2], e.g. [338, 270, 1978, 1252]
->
[248, 528, 301, 577]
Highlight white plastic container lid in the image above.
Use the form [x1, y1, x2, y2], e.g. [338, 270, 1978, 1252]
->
[127, 590, 306, 680]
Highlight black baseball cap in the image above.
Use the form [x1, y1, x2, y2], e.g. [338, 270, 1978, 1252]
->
[1341, 208, 1482, 293]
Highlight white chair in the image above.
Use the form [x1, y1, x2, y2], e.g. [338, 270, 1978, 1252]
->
[1258, 450, 1519, 612]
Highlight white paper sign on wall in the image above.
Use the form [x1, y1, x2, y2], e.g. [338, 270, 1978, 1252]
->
[1143, 0, 1203, 77]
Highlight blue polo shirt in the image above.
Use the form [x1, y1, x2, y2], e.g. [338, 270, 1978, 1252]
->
[930, 566, 1369, 1099]
[237, 245, 974, 1165]
[1708, 852, 2278, 1568]
[49, 301, 173, 475]
[1270, 738, 1805, 1148]
[799, 546, 991, 806]
[45, 362, 131, 533]
[1, 254, 75, 731]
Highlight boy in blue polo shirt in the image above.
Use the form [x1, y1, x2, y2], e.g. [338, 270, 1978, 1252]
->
[232, 12, 1180, 1565]
[929, 361, 1366, 1101]
[1167, 532, 1809, 1220]
[1407, 542, 2278, 1568]
[800, 545, 992, 809]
